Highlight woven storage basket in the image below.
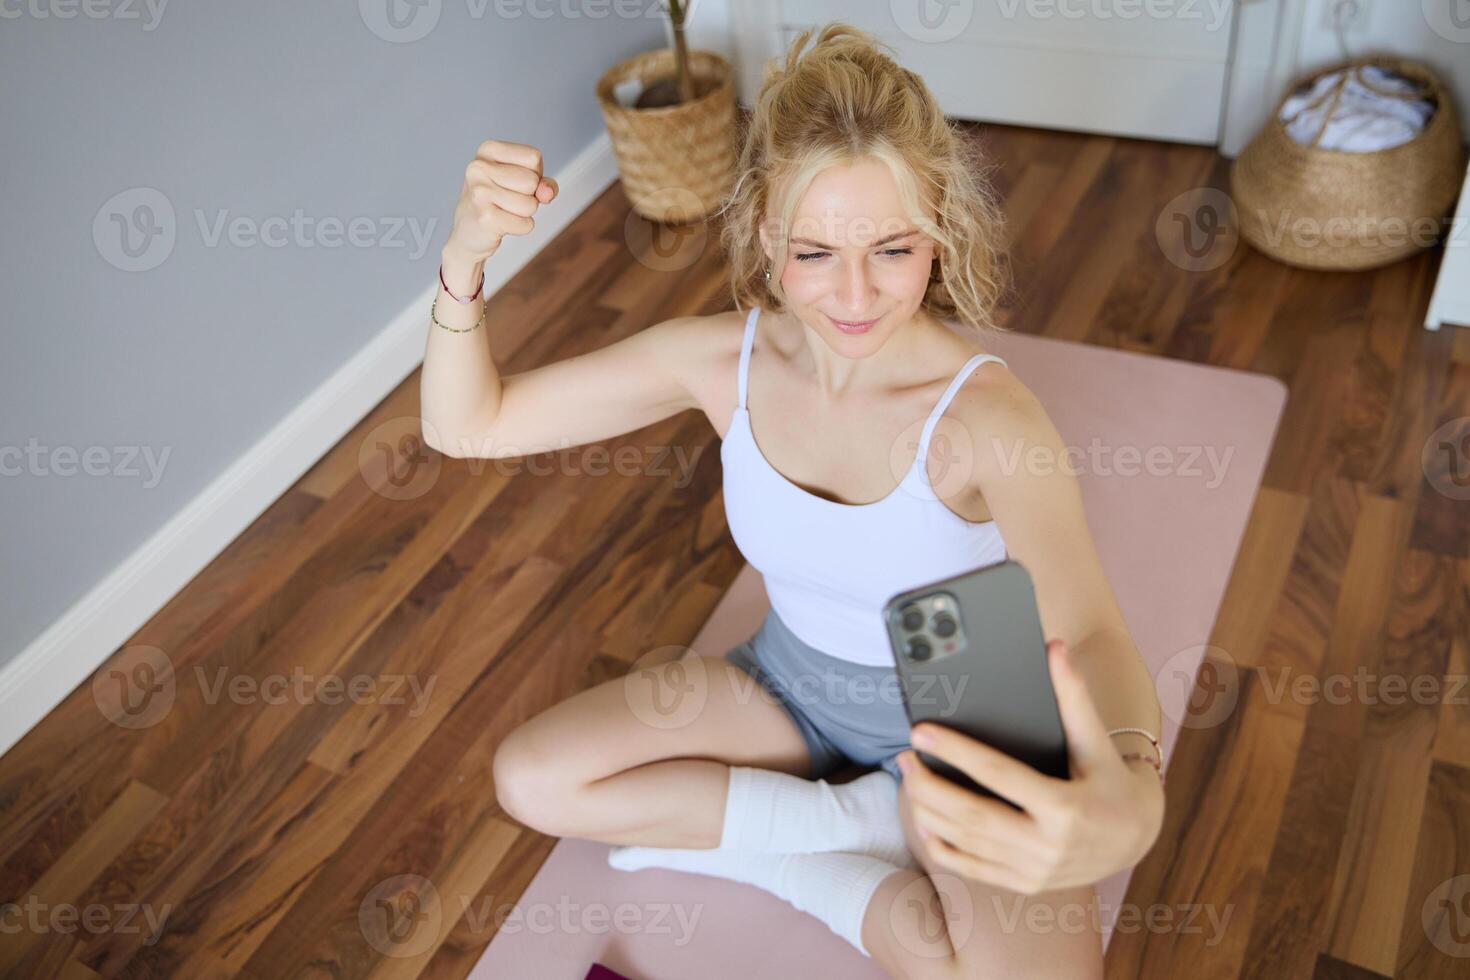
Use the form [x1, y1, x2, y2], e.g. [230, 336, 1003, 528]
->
[596, 48, 738, 225]
[1230, 55, 1466, 271]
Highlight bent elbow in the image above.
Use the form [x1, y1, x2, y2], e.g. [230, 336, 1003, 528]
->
[420, 422, 461, 458]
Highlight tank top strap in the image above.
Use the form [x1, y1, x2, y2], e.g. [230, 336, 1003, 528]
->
[916, 353, 1008, 465]
[737, 306, 759, 410]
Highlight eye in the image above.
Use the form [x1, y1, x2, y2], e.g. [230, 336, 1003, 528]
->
[792, 247, 914, 263]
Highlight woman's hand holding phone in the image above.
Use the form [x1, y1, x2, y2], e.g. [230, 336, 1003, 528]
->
[896, 637, 1166, 895]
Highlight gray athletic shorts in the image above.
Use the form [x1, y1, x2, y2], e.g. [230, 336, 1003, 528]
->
[723, 607, 915, 783]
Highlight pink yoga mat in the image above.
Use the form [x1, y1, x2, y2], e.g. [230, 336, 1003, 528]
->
[471, 331, 1287, 979]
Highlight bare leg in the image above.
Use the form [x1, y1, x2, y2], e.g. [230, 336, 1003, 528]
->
[492, 650, 813, 849]
[858, 778, 1106, 979]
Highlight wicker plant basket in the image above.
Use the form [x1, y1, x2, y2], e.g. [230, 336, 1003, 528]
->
[1230, 55, 1467, 271]
[595, 47, 738, 225]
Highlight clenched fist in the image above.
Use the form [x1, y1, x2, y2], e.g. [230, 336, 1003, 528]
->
[447, 138, 559, 262]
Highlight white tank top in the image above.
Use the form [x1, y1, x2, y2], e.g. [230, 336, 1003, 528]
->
[721, 306, 1010, 667]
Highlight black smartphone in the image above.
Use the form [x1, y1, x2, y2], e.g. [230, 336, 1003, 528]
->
[881, 559, 1070, 811]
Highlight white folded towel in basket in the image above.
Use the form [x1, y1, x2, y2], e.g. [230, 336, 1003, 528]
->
[1279, 65, 1436, 152]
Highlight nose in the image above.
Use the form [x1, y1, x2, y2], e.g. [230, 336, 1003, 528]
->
[837, 256, 877, 313]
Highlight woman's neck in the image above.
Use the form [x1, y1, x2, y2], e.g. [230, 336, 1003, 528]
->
[785, 308, 939, 403]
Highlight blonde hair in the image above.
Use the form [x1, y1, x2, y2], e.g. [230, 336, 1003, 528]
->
[717, 22, 1013, 343]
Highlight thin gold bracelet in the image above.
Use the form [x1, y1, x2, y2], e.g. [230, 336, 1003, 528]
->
[1107, 726, 1161, 754]
[431, 293, 485, 333]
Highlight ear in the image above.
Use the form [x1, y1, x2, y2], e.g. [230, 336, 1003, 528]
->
[757, 218, 773, 264]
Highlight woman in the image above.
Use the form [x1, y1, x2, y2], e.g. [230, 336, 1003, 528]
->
[425, 22, 1164, 978]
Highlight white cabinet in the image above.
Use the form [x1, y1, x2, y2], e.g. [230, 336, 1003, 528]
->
[733, 0, 1238, 145]
[1426, 161, 1470, 331]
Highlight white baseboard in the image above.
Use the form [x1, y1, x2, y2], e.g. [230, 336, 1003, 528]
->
[0, 133, 622, 760]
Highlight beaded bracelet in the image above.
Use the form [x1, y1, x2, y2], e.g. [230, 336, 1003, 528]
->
[1109, 727, 1165, 788]
[431, 292, 485, 334]
[1107, 726, 1161, 755]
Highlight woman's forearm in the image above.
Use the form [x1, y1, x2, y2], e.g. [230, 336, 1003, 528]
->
[1070, 625, 1167, 836]
[420, 244, 502, 453]
[1070, 625, 1162, 754]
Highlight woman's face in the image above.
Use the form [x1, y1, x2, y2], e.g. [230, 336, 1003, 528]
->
[762, 157, 937, 353]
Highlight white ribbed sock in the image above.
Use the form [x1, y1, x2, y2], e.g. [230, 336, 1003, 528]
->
[719, 766, 917, 870]
[607, 845, 898, 956]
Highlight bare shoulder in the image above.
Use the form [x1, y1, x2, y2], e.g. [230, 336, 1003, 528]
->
[946, 345, 1063, 477]
[671, 307, 748, 353]
[655, 308, 745, 380]
[644, 308, 743, 361]
[643, 308, 748, 433]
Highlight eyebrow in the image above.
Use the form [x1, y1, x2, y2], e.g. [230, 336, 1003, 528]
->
[789, 230, 919, 250]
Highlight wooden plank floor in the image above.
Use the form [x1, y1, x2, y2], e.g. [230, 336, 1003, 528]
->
[2, 120, 1468, 979]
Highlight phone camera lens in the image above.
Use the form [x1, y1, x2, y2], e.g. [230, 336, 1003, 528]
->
[906, 638, 931, 662]
[931, 613, 957, 638]
[900, 606, 924, 632]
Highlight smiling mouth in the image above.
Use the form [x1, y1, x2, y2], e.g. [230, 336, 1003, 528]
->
[828, 314, 880, 330]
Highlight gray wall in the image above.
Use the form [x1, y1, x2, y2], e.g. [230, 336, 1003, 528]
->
[0, 1, 667, 667]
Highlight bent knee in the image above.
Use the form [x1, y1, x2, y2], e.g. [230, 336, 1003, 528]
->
[492, 727, 581, 836]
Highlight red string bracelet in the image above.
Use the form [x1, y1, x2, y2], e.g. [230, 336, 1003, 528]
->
[439, 262, 484, 305]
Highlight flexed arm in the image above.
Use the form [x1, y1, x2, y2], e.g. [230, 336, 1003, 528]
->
[421, 139, 700, 460]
